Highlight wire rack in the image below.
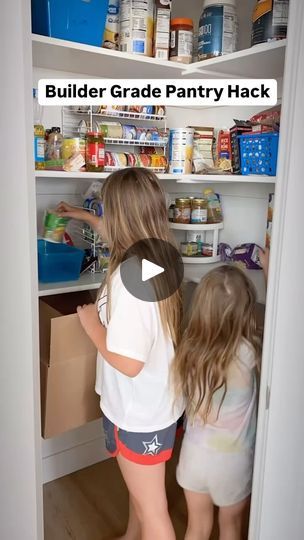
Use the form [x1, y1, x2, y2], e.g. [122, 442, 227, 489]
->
[67, 207, 109, 274]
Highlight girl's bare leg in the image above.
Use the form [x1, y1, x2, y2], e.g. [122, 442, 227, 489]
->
[117, 454, 175, 540]
[219, 496, 251, 540]
[114, 495, 141, 540]
[184, 490, 214, 540]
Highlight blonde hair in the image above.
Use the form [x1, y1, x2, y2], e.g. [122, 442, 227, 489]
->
[172, 265, 262, 422]
[100, 168, 182, 346]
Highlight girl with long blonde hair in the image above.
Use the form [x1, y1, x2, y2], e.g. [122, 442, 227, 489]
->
[173, 265, 262, 540]
[57, 168, 184, 540]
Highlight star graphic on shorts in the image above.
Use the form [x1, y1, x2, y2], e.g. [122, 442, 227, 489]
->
[142, 435, 163, 456]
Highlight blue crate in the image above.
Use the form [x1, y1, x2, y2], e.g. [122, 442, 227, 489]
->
[31, 0, 108, 47]
[38, 240, 85, 283]
[238, 132, 279, 176]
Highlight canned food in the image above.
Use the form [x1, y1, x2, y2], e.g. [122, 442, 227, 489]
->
[181, 241, 198, 257]
[99, 123, 123, 139]
[201, 243, 214, 257]
[191, 198, 208, 224]
[174, 198, 191, 223]
[123, 124, 137, 140]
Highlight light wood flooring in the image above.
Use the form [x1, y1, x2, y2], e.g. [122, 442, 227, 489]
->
[44, 442, 220, 540]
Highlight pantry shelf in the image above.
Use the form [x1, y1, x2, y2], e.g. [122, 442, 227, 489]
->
[38, 272, 103, 297]
[32, 34, 185, 79]
[183, 39, 287, 79]
[35, 171, 277, 184]
[170, 222, 224, 231]
[182, 256, 221, 264]
[32, 34, 286, 80]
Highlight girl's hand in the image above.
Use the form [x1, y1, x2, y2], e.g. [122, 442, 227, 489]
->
[56, 201, 103, 232]
[259, 247, 270, 281]
[56, 201, 88, 221]
[77, 303, 101, 337]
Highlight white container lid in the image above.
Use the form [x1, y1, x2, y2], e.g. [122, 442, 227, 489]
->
[203, 0, 237, 8]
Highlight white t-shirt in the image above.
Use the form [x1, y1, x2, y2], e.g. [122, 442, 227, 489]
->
[95, 267, 184, 432]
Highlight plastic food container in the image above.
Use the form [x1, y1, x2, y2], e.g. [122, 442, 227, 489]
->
[31, 0, 108, 47]
[37, 240, 85, 283]
[198, 0, 238, 60]
[170, 18, 194, 64]
[169, 128, 194, 174]
[251, 0, 289, 46]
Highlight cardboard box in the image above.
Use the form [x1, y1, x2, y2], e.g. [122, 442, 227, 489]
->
[39, 291, 101, 439]
[153, 0, 172, 60]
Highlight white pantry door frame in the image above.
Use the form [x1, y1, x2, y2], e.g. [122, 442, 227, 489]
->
[0, 1, 43, 540]
[249, 0, 304, 538]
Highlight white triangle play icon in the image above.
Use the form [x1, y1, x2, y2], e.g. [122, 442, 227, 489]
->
[142, 259, 165, 282]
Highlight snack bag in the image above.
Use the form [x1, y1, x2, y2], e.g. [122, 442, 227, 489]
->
[231, 243, 263, 270]
[43, 210, 69, 243]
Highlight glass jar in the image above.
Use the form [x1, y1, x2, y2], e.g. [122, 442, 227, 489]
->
[174, 198, 191, 223]
[191, 198, 208, 224]
[46, 127, 63, 161]
[86, 131, 105, 172]
[170, 18, 194, 64]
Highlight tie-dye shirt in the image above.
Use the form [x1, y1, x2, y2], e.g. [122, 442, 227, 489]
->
[185, 340, 258, 454]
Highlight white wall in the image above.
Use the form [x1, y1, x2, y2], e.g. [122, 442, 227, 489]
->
[0, 1, 43, 539]
[249, 1, 304, 538]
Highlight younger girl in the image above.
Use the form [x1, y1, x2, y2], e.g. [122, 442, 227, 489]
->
[173, 266, 262, 540]
[57, 168, 184, 540]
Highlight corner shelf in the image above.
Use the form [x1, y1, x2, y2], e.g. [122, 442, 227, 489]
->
[182, 255, 221, 264]
[32, 34, 286, 80]
[35, 170, 277, 184]
[170, 222, 224, 231]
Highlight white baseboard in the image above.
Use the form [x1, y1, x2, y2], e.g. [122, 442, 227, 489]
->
[42, 420, 109, 484]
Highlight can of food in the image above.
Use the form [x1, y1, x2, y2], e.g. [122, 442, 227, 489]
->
[43, 210, 69, 243]
[139, 154, 152, 167]
[123, 124, 137, 140]
[191, 198, 208, 224]
[127, 153, 137, 167]
[201, 243, 214, 257]
[119, 0, 154, 57]
[99, 123, 123, 139]
[181, 241, 198, 257]
[251, 0, 289, 46]
[174, 198, 191, 223]
[169, 128, 194, 174]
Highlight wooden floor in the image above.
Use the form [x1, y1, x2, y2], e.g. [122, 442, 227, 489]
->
[44, 442, 219, 540]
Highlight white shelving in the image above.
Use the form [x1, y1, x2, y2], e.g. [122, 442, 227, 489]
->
[182, 255, 221, 264]
[103, 138, 168, 147]
[38, 272, 102, 297]
[170, 222, 224, 231]
[35, 170, 277, 184]
[185, 39, 286, 79]
[32, 34, 286, 80]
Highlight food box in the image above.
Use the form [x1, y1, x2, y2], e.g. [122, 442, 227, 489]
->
[39, 291, 101, 438]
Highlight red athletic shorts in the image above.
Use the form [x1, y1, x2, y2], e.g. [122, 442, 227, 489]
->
[103, 415, 182, 465]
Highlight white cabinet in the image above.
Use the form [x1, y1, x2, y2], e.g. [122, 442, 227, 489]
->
[2, 0, 304, 539]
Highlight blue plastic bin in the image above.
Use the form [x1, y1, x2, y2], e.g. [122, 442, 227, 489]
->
[238, 132, 279, 176]
[38, 240, 85, 283]
[31, 0, 108, 47]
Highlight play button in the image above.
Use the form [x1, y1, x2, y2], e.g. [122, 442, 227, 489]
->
[120, 238, 184, 302]
[142, 259, 164, 282]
